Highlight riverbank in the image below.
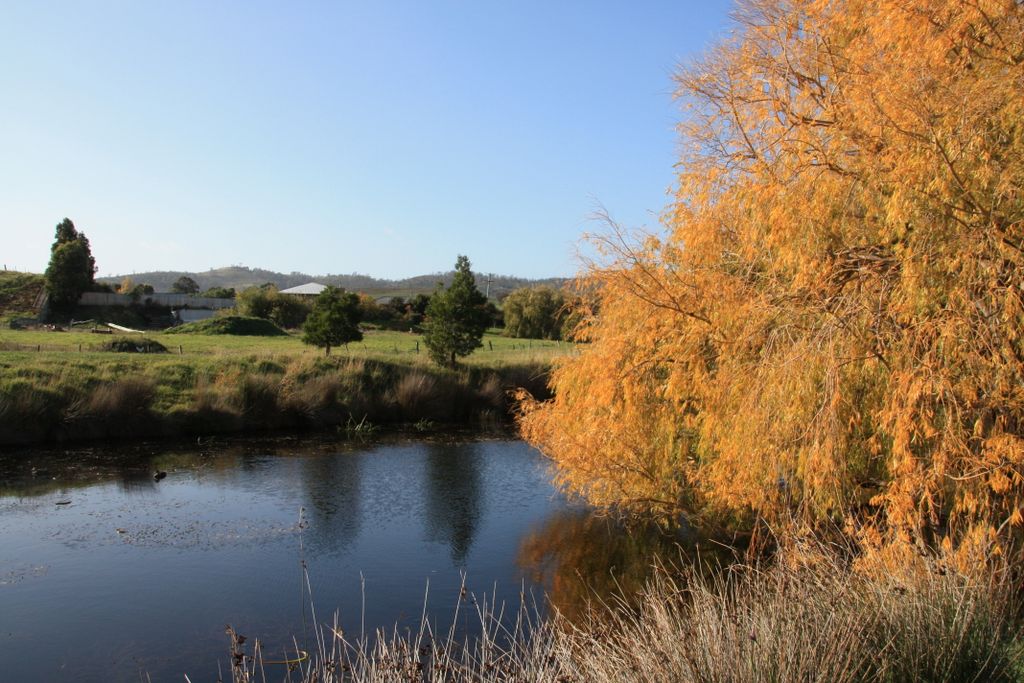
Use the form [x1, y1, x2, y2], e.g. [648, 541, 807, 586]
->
[229, 550, 1024, 683]
[0, 329, 559, 446]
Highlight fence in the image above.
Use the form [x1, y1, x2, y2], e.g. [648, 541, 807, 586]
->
[0, 337, 576, 357]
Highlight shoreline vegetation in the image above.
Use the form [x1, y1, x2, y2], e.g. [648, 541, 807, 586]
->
[225, 551, 1023, 683]
[0, 328, 559, 447]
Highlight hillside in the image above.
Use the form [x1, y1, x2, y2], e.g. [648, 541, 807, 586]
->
[98, 266, 568, 300]
[0, 271, 45, 315]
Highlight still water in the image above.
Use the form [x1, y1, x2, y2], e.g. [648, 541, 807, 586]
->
[0, 434, 678, 682]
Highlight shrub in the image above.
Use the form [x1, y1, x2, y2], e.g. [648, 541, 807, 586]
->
[101, 337, 168, 353]
[236, 285, 311, 328]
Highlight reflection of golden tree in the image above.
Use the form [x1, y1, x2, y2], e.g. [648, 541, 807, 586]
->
[517, 511, 680, 620]
[521, 0, 1024, 557]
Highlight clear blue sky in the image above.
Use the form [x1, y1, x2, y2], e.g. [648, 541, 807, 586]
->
[0, 1, 733, 280]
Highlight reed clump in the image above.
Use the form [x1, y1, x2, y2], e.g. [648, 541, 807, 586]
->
[223, 553, 1022, 683]
[558, 553, 1021, 683]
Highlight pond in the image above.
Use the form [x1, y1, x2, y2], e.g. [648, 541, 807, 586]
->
[0, 434, 683, 682]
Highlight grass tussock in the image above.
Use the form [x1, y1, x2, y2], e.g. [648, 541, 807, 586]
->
[81, 377, 157, 418]
[0, 379, 68, 444]
[63, 377, 159, 439]
[283, 374, 346, 424]
[225, 554, 1022, 683]
[391, 371, 442, 420]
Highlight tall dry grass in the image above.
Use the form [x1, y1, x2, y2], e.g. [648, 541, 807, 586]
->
[222, 554, 1022, 683]
[558, 553, 1021, 683]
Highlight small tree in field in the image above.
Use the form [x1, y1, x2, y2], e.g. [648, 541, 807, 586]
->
[302, 286, 362, 355]
[172, 276, 200, 294]
[423, 255, 490, 367]
[45, 218, 96, 311]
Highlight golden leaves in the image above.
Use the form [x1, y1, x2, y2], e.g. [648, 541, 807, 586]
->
[519, 0, 1024, 556]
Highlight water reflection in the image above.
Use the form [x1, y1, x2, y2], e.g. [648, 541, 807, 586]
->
[423, 441, 483, 564]
[117, 468, 158, 494]
[0, 434, 706, 683]
[517, 509, 688, 620]
[300, 451, 363, 550]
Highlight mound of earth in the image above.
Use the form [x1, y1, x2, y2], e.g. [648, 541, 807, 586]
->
[164, 316, 287, 336]
[0, 272, 45, 315]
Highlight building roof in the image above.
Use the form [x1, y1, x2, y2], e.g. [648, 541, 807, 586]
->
[279, 282, 327, 295]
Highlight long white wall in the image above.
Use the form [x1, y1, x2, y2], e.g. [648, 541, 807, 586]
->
[78, 292, 235, 309]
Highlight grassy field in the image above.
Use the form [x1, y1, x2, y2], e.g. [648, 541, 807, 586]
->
[0, 327, 569, 445]
[0, 326, 569, 362]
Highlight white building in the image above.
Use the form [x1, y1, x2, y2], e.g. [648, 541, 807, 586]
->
[279, 282, 327, 296]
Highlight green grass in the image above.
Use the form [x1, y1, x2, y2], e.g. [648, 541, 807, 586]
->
[0, 327, 570, 363]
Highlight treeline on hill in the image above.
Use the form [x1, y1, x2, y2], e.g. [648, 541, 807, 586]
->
[519, 0, 1024, 568]
[96, 266, 567, 301]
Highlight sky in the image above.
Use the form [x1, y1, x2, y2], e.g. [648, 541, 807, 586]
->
[0, 1, 734, 280]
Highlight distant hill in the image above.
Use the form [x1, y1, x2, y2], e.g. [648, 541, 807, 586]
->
[99, 266, 570, 300]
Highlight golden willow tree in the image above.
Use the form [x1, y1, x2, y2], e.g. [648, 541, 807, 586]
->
[520, 0, 1024, 553]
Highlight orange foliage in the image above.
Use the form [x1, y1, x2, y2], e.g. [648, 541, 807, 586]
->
[519, 0, 1024, 551]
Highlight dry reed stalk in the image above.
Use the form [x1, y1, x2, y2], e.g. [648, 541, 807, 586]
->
[221, 551, 1021, 683]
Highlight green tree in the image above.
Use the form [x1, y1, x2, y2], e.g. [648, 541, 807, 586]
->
[171, 276, 200, 294]
[237, 285, 310, 328]
[302, 286, 363, 355]
[201, 286, 236, 299]
[407, 293, 431, 325]
[127, 283, 154, 302]
[502, 286, 566, 340]
[44, 218, 96, 311]
[423, 255, 490, 367]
